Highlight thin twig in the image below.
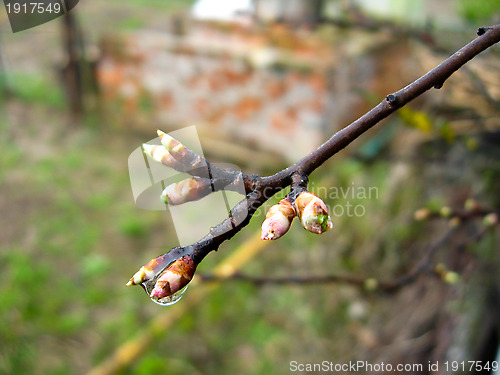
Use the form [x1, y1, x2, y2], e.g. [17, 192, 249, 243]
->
[196, 223, 497, 292]
[426, 208, 495, 220]
[197, 227, 457, 292]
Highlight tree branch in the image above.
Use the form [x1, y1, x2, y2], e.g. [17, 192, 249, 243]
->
[191, 24, 500, 263]
[129, 25, 500, 296]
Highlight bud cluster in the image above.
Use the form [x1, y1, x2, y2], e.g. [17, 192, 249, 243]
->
[130, 129, 228, 303]
[142, 129, 215, 207]
[261, 191, 333, 240]
[133, 130, 335, 305]
[413, 199, 498, 229]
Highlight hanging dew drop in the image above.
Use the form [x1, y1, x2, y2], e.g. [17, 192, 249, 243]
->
[150, 285, 188, 306]
[140, 270, 188, 306]
[131, 250, 195, 306]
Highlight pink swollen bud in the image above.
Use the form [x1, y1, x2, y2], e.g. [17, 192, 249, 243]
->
[294, 191, 333, 234]
[261, 199, 296, 240]
[150, 256, 197, 300]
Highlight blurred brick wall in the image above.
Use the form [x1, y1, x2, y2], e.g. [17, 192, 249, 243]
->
[96, 24, 343, 161]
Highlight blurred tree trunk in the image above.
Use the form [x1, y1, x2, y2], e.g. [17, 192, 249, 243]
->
[0, 34, 9, 99]
[309, 0, 324, 26]
[60, 10, 97, 117]
[61, 11, 83, 115]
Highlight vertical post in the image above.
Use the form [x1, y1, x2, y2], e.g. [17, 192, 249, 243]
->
[61, 10, 83, 116]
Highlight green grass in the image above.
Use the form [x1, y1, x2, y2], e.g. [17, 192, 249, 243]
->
[457, 0, 500, 23]
[109, 0, 195, 12]
[116, 16, 147, 31]
[6, 72, 66, 109]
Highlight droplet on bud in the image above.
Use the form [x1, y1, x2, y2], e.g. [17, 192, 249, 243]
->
[294, 191, 333, 234]
[149, 255, 196, 304]
[150, 285, 189, 306]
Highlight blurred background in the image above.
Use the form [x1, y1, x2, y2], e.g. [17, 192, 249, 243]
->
[1, 0, 500, 374]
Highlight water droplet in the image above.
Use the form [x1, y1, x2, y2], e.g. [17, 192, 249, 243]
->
[140, 269, 188, 306]
[150, 285, 188, 306]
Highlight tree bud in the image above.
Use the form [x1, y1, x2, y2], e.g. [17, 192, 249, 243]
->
[157, 129, 202, 167]
[261, 198, 296, 240]
[414, 208, 431, 221]
[294, 191, 333, 234]
[161, 178, 213, 205]
[150, 256, 197, 300]
[142, 143, 183, 170]
[126, 254, 171, 286]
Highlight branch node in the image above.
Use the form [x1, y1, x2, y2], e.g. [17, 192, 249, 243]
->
[385, 93, 399, 106]
[287, 173, 308, 201]
[477, 26, 492, 36]
[245, 174, 260, 192]
[290, 172, 308, 191]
